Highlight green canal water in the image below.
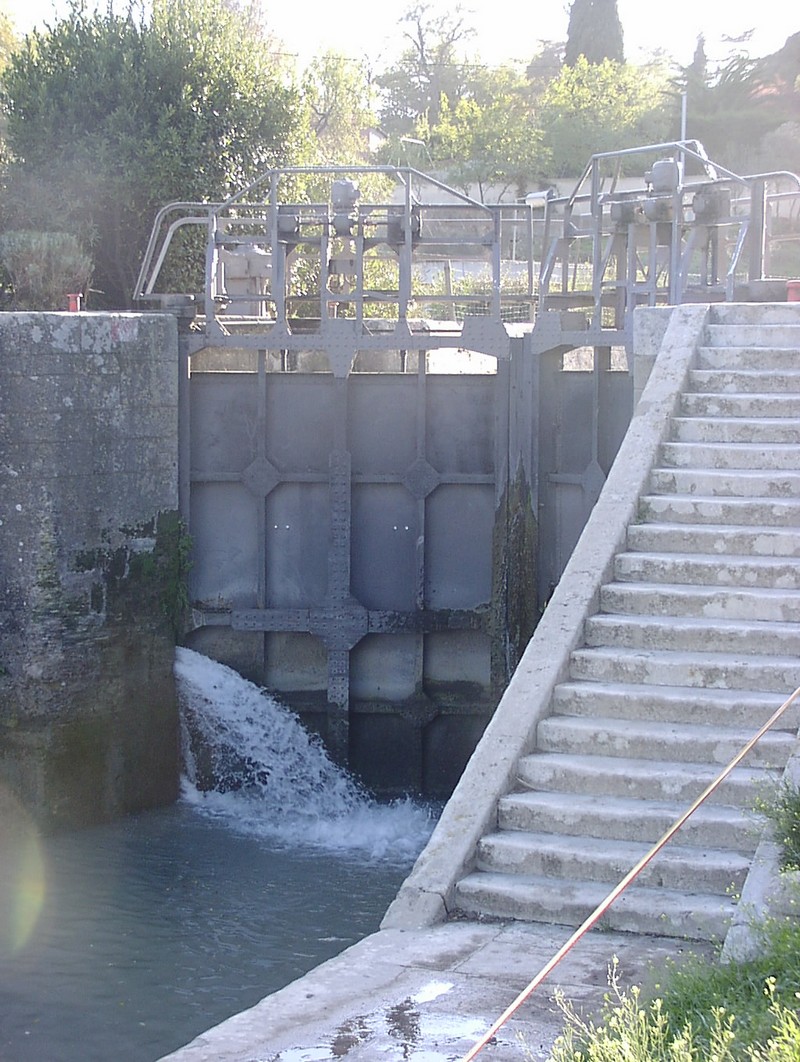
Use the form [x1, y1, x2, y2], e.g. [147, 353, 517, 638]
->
[0, 649, 435, 1061]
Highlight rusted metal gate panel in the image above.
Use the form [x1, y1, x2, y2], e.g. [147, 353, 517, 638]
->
[185, 351, 521, 797]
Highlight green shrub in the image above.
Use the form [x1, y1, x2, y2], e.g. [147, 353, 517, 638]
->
[0, 230, 92, 310]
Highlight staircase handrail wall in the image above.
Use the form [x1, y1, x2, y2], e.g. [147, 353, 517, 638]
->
[382, 303, 710, 930]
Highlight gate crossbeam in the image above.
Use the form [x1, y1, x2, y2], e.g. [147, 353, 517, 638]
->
[218, 607, 489, 635]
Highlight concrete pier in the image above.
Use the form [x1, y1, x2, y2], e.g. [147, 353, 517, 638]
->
[0, 312, 181, 829]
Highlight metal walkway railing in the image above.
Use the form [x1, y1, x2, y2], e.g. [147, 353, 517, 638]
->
[134, 148, 800, 358]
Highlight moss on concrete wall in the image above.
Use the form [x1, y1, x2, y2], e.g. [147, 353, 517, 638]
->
[492, 463, 539, 683]
[0, 313, 181, 830]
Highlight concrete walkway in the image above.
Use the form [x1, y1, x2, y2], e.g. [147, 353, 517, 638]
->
[161, 920, 714, 1061]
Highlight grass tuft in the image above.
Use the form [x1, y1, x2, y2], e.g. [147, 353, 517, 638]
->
[541, 920, 800, 1061]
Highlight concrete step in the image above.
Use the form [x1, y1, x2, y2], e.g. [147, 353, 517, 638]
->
[638, 494, 800, 526]
[453, 871, 734, 940]
[649, 467, 800, 498]
[672, 416, 800, 444]
[551, 680, 796, 729]
[475, 830, 751, 894]
[627, 522, 800, 557]
[705, 322, 800, 346]
[536, 713, 793, 769]
[600, 581, 800, 623]
[697, 346, 800, 372]
[660, 441, 800, 471]
[585, 612, 800, 657]
[614, 550, 800, 588]
[688, 369, 800, 394]
[569, 645, 800, 694]
[497, 790, 760, 852]
[516, 751, 775, 805]
[710, 304, 800, 327]
[681, 393, 800, 417]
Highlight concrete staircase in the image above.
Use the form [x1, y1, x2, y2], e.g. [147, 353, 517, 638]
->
[452, 305, 800, 940]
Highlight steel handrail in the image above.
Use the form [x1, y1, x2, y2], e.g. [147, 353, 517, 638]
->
[133, 201, 217, 300]
[219, 165, 492, 213]
[460, 684, 800, 1061]
[133, 171, 500, 304]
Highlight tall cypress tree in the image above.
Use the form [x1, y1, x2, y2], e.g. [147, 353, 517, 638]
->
[565, 0, 624, 66]
[565, 0, 591, 66]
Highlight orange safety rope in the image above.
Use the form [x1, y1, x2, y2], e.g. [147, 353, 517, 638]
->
[460, 684, 800, 1062]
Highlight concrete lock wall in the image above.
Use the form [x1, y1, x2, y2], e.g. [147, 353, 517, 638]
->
[0, 313, 181, 831]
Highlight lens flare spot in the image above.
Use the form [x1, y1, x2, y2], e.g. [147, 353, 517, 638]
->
[0, 787, 46, 956]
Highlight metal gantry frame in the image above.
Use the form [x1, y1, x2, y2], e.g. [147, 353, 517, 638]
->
[534, 140, 800, 353]
[136, 149, 800, 361]
[134, 166, 533, 366]
[141, 168, 533, 776]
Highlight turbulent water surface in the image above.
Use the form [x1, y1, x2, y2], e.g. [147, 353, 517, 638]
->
[0, 649, 436, 1062]
[175, 647, 434, 862]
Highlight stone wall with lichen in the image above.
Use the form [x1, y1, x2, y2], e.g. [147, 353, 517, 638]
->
[0, 313, 181, 830]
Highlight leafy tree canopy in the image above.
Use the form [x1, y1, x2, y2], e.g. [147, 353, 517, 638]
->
[672, 34, 800, 172]
[0, 0, 305, 307]
[538, 56, 670, 178]
[299, 52, 393, 202]
[376, 2, 476, 136]
[0, 6, 15, 74]
[302, 53, 375, 165]
[0, 4, 17, 160]
[426, 65, 542, 200]
[527, 40, 566, 91]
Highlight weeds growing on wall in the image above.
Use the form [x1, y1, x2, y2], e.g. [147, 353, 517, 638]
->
[132, 512, 193, 640]
[755, 779, 800, 872]
[155, 512, 193, 640]
[74, 512, 192, 641]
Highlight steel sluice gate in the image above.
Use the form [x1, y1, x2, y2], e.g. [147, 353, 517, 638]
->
[135, 164, 643, 795]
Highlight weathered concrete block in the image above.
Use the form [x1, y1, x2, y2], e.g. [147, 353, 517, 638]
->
[0, 312, 182, 830]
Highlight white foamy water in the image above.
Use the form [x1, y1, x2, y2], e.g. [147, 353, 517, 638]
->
[174, 647, 435, 862]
